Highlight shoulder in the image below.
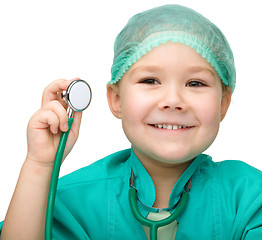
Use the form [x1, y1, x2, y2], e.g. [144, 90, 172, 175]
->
[198, 154, 262, 202]
[57, 148, 131, 188]
[216, 160, 262, 199]
[52, 149, 131, 237]
[200, 155, 262, 210]
[199, 154, 262, 183]
[214, 159, 262, 184]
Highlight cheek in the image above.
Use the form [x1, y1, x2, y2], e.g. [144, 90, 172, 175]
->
[195, 95, 222, 131]
[120, 93, 143, 143]
[121, 91, 153, 122]
[120, 91, 156, 144]
[191, 94, 222, 153]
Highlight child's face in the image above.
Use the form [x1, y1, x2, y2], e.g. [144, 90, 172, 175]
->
[108, 42, 231, 166]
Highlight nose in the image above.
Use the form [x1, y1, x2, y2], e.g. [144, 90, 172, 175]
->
[158, 86, 187, 112]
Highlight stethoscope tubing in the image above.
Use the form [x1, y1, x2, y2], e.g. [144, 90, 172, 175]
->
[45, 118, 74, 240]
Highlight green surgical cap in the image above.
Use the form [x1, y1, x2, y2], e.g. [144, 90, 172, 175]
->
[109, 4, 236, 92]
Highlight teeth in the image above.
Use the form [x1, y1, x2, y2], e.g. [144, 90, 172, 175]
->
[154, 124, 189, 130]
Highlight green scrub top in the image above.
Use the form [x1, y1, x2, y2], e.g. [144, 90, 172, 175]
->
[1, 148, 262, 239]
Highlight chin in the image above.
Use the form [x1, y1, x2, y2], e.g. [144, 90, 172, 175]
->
[150, 148, 199, 165]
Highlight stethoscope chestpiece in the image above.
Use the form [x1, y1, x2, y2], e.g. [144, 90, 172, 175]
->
[62, 79, 92, 117]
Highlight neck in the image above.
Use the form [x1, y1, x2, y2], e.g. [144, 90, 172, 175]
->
[133, 149, 193, 208]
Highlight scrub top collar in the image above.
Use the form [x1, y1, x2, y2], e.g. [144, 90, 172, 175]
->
[128, 147, 204, 217]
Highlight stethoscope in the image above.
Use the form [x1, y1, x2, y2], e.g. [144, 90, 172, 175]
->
[45, 79, 92, 240]
[129, 169, 191, 240]
[44, 79, 190, 240]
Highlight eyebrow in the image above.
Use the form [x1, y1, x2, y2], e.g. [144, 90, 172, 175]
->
[186, 66, 216, 76]
[129, 65, 162, 76]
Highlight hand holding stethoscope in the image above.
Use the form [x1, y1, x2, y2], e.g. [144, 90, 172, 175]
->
[26, 77, 90, 166]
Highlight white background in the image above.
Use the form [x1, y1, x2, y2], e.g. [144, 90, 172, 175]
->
[0, 0, 261, 221]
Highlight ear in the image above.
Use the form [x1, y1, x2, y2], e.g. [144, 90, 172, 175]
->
[220, 86, 232, 122]
[107, 83, 122, 119]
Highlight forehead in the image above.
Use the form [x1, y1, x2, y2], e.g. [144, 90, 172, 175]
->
[126, 42, 217, 78]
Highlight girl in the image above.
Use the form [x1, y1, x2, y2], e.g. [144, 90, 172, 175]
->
[1, 4, 262, 240]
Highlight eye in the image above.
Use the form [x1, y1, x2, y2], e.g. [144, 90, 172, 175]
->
[186, 80, 207, 87]
[139, 78, 160, 85]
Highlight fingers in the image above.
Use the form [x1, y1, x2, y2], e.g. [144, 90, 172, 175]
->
[42, 77, 80, 107]
[36, 100, 69, 134]
[38, 110, 60, 134]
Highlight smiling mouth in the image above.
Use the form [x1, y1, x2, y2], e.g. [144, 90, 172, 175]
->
[149, 124, 194, 130]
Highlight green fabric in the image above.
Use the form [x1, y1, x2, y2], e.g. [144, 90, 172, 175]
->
[1, 148, 262, 239]
[109, 4, 236, 92]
